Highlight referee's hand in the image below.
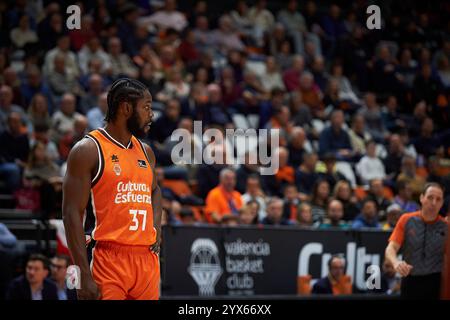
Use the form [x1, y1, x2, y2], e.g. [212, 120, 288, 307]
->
[394, 261, 413, 277]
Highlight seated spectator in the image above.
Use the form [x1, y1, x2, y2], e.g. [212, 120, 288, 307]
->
[312, 255, 352, 295]
[27, 93, 51, 129]
[159, 67, 190, 101]
[77, 37, 111, 75]
[352, 199, 381, 229]
[23, 141, 62, 219]
[177, 28, 200, 67]
[80, 74, 104, 115]
[383, 134, 408, 180]
[210, 14, 245, 54]
[0, 85, 27, 133]
[46, 53, 82, 99]
[6, 254, 58, 300]
[20, 66, 54, 113]
[298, 71, 324, 119]
[295, 152, 319, 199]
[396, 155, 426, 201]
[329, 62, 359, 106]
[282, 184, 300, 222]
[261, 197, 292, 226]
[358, 92, 388, 143]
[138, 63, 165, 101]
[310, 179, 330, 224]
[241, 174, 267, 221]
[43, 35, 79, 80]
[9, 14, 38, 49]
[58, 115, 88, 161]
[317, 153, 348, 190]
[192, 15, 215, 52]
[248, 0, 275, 47]
[0, 112, 29, 191]
[318, 109, 354, 161]
[348, 114, 372, 157]
[107, 37, 138, 79]
[296, 202, 314, 227]
[412, 117, 442, 159]
[150, 98, 181, 144]
[381, 95, 406, 133]
[319, 199, 350, 229]
[382, 203, 403, 231]
[50, 93, 83, 143]
[49, 255, 77, 300]
[260, 56, 285, 92]
[139, 0, 188, 32]
[238, 201, 260, 226]
[332, 180, 359, 221]
[282, 55, 305, 92]
[30, 122, 59, 163]
[356, 140, 387, 185]
[221, 214, 240, 227]
[287, 126, 313, 168]
[205, 168, 243, 224]
[87, 92, 107, 130]
[393, 180, 420, 213]
[365, 178, 392, 221]
[264, 147, 295, 196]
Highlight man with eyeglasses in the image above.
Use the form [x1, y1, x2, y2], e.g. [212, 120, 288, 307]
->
[311, 255, 352, 295]
[50, 255, 77, 300]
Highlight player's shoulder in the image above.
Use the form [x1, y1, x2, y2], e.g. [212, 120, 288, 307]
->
[67, 135, 99, 163]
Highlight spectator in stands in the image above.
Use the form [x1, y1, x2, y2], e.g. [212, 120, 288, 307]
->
[261, 197, 292, 226]
[319, 109, 354, 161]
[9, 14, 38, 49]
[159, 67, 190, 101]
[150, 98, 181, 144]
[310, 179, 330, 224]
[356, 140, 386, 185]
[77, 37, 112, 76]
[281, 184, 300, 223]
[238, 202, 260, 225]
[287, 126, 312, 168]
[27, 93, 50, 129]
[260, 56, 285, 92]
[332, 180, 359, 222]
[50, 255, 77, 300]
[192, 15, 215, 52]
[0, 84, 26, 133]
[319, 199, 349, 229]
[365, 178, 392, 221]
[6, 254, 58, 300]
[348, 114, 372, 157]
[23, 141, 62, 219]
[393, 180, 420, 213]
[265, 147, 294, 196]
[107, 37, 138, 79]
[318, 153, 348, 191]
[30, 122, 59, 162]
[296, 202, 314, 227]
[282, 55, 305, 92]
[211, 14, 245, 54]
[358, 92, 388, 143]
[352, 199, 381, 229]
[413, 63, 443, 106]
[382, 203, 403, 231]
[87, 92, 107, 130]
[205, 168, 243, 224]
[329, 62, 359, 106]
[46, 53, 81, 99]
[396, 155, 426, 202]
[50, 93, 83, 143]
[312, 255, 352, 295]
[43, 35, 79, 80]
[241, 174, 267, 221]
[0, 112, 29, 191]
[248, 0, 275, 48]
[298, 71, 324, 120]
[384, 134, 407, 180]
[381, 95, 406, 133]
[295, 152, 319, 199]
[412, 117, 442, 159]
[80, 74, 104, 114]
[139, 0, 187, 32]
[20, 66, 53, 113]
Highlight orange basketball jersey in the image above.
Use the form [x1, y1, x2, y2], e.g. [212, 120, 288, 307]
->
[84, 128, 156, 246]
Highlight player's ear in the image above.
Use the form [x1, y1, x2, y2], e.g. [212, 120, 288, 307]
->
[120, 101, 132, 117]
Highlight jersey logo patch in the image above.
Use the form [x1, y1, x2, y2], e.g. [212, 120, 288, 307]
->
[138, 160, 147, 168]
[113, 163, 121, 176]
[111, 154, 119, 162]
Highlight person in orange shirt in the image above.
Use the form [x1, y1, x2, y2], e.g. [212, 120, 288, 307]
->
[311, 255, 352, 295]
[205, 168, 243, 224]
[63, 78, 162, 300]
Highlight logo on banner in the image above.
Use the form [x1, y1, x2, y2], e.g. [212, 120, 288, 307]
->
[188, 238, 223, 296]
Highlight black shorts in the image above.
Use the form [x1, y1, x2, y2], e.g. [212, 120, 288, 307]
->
[401, 272, 442, 299]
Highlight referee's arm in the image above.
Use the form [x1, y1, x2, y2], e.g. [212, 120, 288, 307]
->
[385, 214, 413, 277]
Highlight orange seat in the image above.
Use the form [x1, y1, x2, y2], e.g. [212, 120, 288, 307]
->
[383, 186, 394, 200]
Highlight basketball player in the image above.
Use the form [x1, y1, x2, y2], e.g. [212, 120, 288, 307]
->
[62, 79, 162, 300]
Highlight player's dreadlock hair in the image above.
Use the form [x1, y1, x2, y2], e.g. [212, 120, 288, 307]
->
[105, 78, 148, 122]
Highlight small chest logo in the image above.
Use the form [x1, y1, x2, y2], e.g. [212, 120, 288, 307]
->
[113, 163, 121, 176]
[137, 159, 147, 169]
[111, 154, 119, 162]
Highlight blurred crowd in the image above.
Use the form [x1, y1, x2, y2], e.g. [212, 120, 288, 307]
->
[0, 0, 450, 232]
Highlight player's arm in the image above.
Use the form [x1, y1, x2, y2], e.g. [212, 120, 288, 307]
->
[62, 138, 101, 299]
[144, 143, 162, 254]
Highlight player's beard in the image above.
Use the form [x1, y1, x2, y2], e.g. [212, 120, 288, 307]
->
[127, 109, 147, 138]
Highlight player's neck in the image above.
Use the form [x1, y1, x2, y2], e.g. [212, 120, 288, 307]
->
[104, 123, 132, 147]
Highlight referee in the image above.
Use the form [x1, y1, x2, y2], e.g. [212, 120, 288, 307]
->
[385, 182, 448, 299]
